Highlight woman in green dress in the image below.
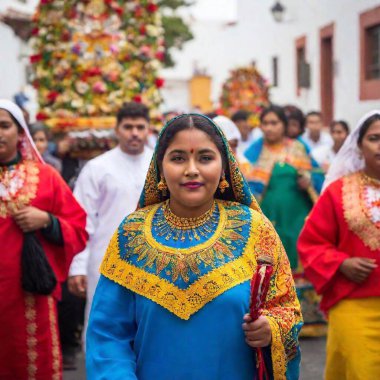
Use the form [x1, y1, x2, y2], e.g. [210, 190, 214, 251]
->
[244, 105, 325, 336]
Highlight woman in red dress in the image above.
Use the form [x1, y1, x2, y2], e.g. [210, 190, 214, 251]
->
[298, 110, 380, 379]
[0, 100, 88, 379]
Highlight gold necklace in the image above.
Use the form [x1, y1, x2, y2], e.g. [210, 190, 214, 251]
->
[155, 201, 218, 241]
[361, 171, 380, 187]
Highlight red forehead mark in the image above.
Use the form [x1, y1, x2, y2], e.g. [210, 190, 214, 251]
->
[190, 148, 194, 153]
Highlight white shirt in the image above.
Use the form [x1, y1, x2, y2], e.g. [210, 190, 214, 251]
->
[238, 128, 263, 156]
[302, 129, 333, 152]
[311, 145, 337, 171]
[69, 146, 153, 322]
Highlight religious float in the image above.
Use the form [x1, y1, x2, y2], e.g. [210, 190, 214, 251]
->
[219, 64, 270, 127]
[31, 0, 164, 158]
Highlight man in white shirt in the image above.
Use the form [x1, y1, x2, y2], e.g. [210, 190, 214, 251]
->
[232, 110, 263, 155]
[67, 102, 153, 336]
[302, 111, 333, 151]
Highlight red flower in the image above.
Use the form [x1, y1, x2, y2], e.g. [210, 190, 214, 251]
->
[40, 0, 52, 4]
[86, 67, 102, 77]
[31, 27, 39, 36]
[47, 91, 59, 103]
[32, 80, 40, 89]
[133, 95, 142, 103]
[139, 25, 146, 35]
[62, 30, 71, 42]
[36, 112, 48, 121]
[155, 78, 165, 88]
[147, 3, 158, 13]
[30, 54, 42, 64]
[155, 51, 165, 61]
[135, 7, 143, 18]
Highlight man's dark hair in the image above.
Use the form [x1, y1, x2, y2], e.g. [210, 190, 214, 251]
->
[117, 102, 150, 124]
[305, 111, 322, 121]
[231, 110, 250, 123]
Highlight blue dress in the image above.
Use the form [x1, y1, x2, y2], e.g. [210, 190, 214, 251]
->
[87, 200, 302, 380]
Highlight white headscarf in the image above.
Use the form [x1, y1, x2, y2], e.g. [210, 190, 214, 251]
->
[0, 99, 43, 163]
[323, 110, 380, 190]
[213, 115, 242, 142]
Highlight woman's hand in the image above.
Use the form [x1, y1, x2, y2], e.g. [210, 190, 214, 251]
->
[13, 206, 50, 233]
[242, 314, 272, 348]
[339, 257, 377, 283]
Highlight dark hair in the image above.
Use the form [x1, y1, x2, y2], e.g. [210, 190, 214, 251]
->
[231, 110, 250, 122]
[330, 120, 349, 134]
[117, 102, 150, 124]
[30, 122, 49, 139]
[260, 105, 288, 129]
[205, 111, 218, 119]
[305, 111, 322, 121]
[156, 115, 228, 170]
[358, 113, 380, 145]
[283, 105, 305, 134]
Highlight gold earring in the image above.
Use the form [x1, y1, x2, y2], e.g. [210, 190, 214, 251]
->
[219, 173, 230, 194]
[157, 176, 168, 196]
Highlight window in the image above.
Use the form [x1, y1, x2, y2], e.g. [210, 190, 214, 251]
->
[272, 56, 278, 87]
[295, 36, 310, 95]
[360, 6, 380, 100]
[366, 25, 380, 79]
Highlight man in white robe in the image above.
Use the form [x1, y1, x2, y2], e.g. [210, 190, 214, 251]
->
[67, 102, 153, 336]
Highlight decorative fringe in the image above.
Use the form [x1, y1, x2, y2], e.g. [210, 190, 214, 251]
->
[21, 232, 57, 295]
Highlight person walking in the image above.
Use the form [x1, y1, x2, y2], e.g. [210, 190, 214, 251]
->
[0, 100, 87, 379]
[68, 102, 153, 339]
[298, 110, 380, 379]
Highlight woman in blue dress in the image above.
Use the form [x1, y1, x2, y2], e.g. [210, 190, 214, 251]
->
[86, 114, 302, 380]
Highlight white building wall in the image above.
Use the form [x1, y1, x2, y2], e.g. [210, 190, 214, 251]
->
[0, 23, 26, 100]
[162, 0, 380, 127]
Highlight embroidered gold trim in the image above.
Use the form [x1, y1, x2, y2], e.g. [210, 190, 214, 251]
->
[343, 172, 380, 250]
[48, 297, 61, 380]
[0, 161, 40, 218]
[25, 294, 38, 380]
[266, 316, 286, 380]
[101, 207, 267, 320]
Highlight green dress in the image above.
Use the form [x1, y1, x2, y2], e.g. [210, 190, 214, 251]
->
[261, 162, 313, 270]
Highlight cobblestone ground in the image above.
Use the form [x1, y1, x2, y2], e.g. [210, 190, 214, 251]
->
[64, 337, 326, 380]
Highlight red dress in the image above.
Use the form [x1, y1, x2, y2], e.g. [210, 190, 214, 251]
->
[0, 160, 87, 379]
[297, 172, 380, 314]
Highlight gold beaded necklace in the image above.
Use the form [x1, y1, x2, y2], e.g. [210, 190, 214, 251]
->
[155, 200, 218, 242]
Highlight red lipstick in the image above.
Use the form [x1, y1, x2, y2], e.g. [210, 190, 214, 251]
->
[181, 181, 203, 189]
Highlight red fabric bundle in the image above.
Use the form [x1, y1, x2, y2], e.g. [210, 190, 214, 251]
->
[250, 257, 274, 380]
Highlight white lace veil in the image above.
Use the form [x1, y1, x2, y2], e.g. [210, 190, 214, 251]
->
[323, 110, 380, 191]
[0, 99, 44, 163]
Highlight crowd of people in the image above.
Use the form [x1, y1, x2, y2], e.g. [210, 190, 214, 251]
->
[1, 98, 379, 380]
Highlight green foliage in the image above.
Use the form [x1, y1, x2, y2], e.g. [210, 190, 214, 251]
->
[159, 0, 194, 67]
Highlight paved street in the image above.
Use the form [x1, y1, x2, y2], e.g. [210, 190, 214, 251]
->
[64, 337, 326, 380]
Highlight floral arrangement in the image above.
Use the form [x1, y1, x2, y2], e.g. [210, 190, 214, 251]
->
[30, 0, 165, 129]
[220, 65, 270, 126]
